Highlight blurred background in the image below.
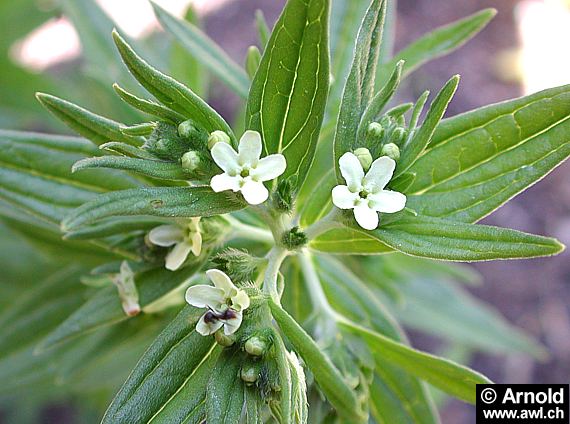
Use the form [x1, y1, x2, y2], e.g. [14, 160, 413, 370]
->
[1, 0, 569, 422]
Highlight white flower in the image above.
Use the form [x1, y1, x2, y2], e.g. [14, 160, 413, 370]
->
[185, 269, 250, 336]
[210, 130, 286, 205]
[148, 218, 202, 271]
[332, 152, 406, 230]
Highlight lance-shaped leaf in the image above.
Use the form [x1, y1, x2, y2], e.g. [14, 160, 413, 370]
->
[269, 300, 366, 422]
[102, 306, 219, 424]
[364, 215, 563, 261]
[37, 260, 206, 351]
[246, 0, 330, 192]
[100, 141, 158, 160]
[73, 156, 189, 181]
[151, 1, 249, 99]
[394, 75, 460, 177]
[0, 130, 139, 228]
[36, 93, 144, 146]
[339, 319, 492, 404]
[397, 85, 570, 223]
[376, 8, 496, 87]
[334, 0, 386, 181]
[112, 30, 235, 141]
[62, 186, 245, 231]
[64, 216, 164, 240]
[255, 10, 271, 49]
[113, 84, 186, 123]
[309, 227, 393, 254]
[206, 350, 246, 423]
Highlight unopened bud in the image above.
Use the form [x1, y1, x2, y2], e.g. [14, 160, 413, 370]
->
[354, 147, 373, 171]
[245, 336, 269, 356]
[367, 122, 384, 140]
[391, 127, 406, 145]
[112, 261, 140, 317]
[208, 131, 231, 150]
[178, 120, 200, 139]
[215, 330, 236, 347]
[181, 151, 201, 171]
[381, 143, 400, 161]
[240, 366, 259, 384]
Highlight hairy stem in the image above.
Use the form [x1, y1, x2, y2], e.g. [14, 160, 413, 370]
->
[298, 251, 336, 318]
[263, 246, 288, 302]
[303, 207, 342, 240]
[224, 215, 273, 244]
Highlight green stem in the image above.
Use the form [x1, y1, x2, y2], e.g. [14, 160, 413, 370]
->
[303, 207, 342, 240]
[263, 247, 288, 302]
[224, 215, 273, 244]
[298, 251, 336, 319]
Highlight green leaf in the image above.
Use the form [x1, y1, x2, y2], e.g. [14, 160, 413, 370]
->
[102, 306, 218, 424]
[309, 227, 393, 255]
[36, 93, 145, 146]
[151, 1, 249, 98]
[113, 84, 186, 123]
[206, 349, 246, 423]
[255, 9, 271, 49]
[376, 8, 496, 86]
[398, 85, 570, 223]
[339, 320, 492, 404]
[0, 130, 139, 228]
[368, 215, 564, 261]
[269, 300, 365, 422]
[112, 30, 234, 141]
[73, 156, 190, 181]
[64, 216, 164, 240]
[245, 46, 262, 80]
[246, 0, 330, 192]
[37, 261, 206, 351]
[386, 276, 547, 358]
[100, 141, 158, 160]
[395, 75, 460, 177]
[62, 186, 245, 232]
[334, 0, 387, 180]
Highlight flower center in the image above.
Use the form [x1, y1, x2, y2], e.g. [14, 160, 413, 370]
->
[359, 189, 369, 199]
[240, 168, 250, 178]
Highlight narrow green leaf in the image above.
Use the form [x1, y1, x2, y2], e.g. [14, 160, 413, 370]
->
[370, 215, 564, 261]
[394, 75, 459, 177]
[152, 1, 249, 98]
[340, 320, 492, 404]
[255, 9, 271, 49]
[244, 386, 264, 424]
[246, 0, 331, 192]
[356, 60, 404, 143]
[102, 306, 218, 424]
[309, 227, 393, 254]
[269, 300, 365, 422]
[36, 93, 144, 146]
[245, 46, 262, 80]
[73, 156, 189, 181]
[62, 186, 245, 231]
[206, 349, 246, 423]
[112, 30, 234, 141]
[37, 261, 205, 351]
[113, 83, 186, 123]
[64, 216, 163, 240]
[334, 0, 387, 180]
[100, 141, 158, 160]
[376, 8, 496, 86]
[400, 85, 570, 223]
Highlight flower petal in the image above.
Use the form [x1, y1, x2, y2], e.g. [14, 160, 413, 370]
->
[368, 190, 407, 213]
[238, 130, 262, 166]
[190, 231, 202, 256]
[251, 154, 286, 181]
[196, 313, 223, 336]
[339, 152, 364, 191]
[185, 284, 225, 310]
[165, 241, 192, 271]
[240, 180, 269, 205]
[353, 205, 379, 230]
[223, 311, 243, 335]
[363, 156, 396, 192]
[211, 141, 239, 173]
[210, 173, 240, 193]
[231, 289, 250, 312]
[332, 185, 359, 210]
[206, 269, 237, 297]
[148, 224, 184, 247]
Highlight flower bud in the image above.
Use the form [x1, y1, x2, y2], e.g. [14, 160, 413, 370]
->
[245, 336, 269, 357]
[381, 143, 401, 161]
[214, 330, 236, 347]
[354, 147, 373, 171]
[391, 127, 406, 145]
[240, 365, 259, 385]
[208, 130, 231, 150]
[178, 120, 201, 139]
[181, 151, 201, 171]
[367, 122, 384, 140]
